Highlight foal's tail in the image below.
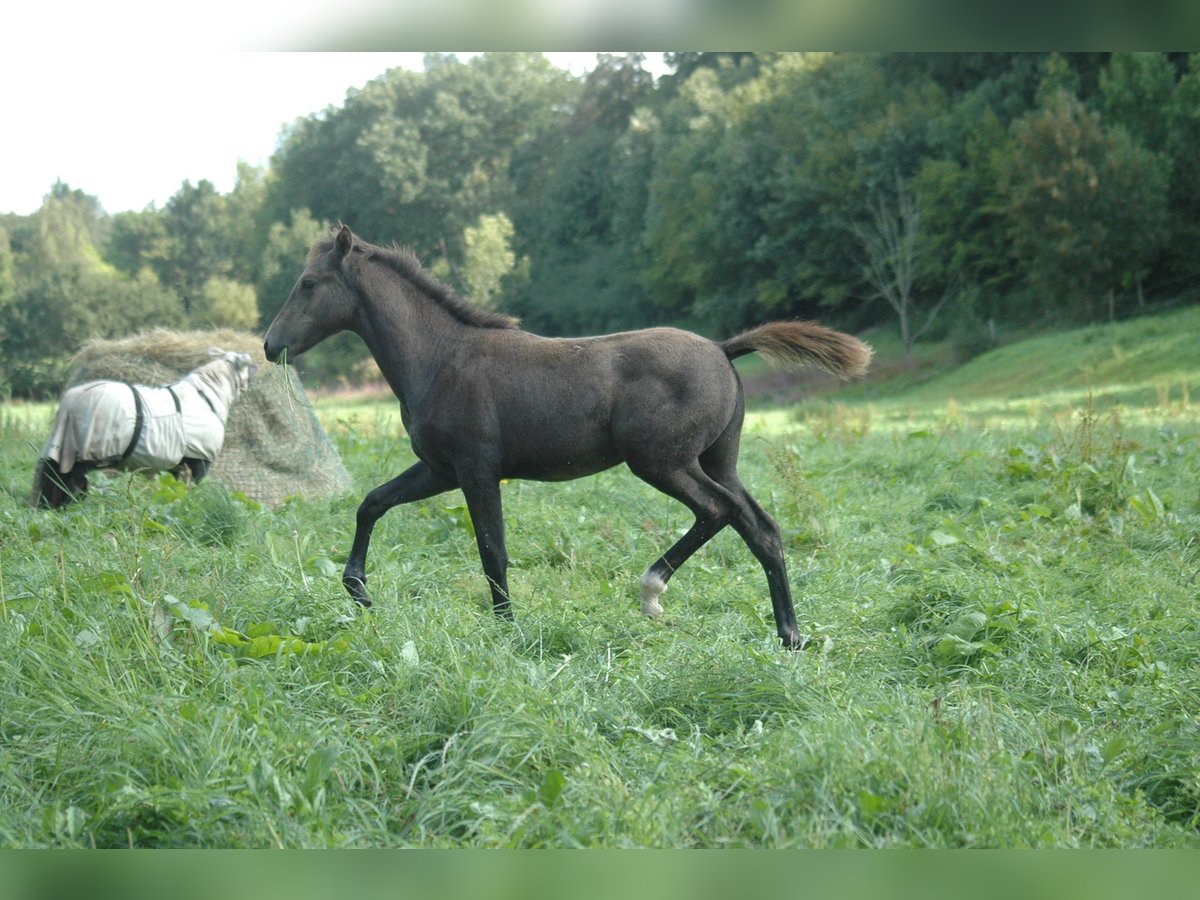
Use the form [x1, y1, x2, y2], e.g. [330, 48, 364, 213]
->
[720, 321, 873, 378]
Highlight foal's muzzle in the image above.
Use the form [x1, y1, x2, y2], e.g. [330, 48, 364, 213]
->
[263, 341, 286, 364]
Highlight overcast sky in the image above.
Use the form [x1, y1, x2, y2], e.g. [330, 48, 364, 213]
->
[2, 50, 663, 217]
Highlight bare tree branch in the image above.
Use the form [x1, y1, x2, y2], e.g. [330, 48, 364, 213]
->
[855, 175, 950, 363]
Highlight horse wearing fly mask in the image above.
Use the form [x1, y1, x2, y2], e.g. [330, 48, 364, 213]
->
[33, 349, 256, 508]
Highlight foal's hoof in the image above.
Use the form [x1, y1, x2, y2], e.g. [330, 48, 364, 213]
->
[343, 576, 373, 608]
[782, 632, 812, 651]
[641, 599, 664, 620]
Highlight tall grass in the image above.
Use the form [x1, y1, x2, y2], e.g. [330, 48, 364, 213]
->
[1, 317, 1198, 847]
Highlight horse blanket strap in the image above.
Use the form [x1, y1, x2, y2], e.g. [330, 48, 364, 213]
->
[167, 385, 182, 413]
[193, 385, 218, 416]
[119, 383, 147, 464]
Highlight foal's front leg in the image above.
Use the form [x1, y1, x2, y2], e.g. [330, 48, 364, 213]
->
[344, 461, 457, 607]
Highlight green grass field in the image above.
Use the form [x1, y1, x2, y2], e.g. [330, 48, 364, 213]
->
[1, 309, 1198, 847]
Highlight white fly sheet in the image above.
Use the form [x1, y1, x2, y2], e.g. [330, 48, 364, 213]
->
[40, 350, 255, 475]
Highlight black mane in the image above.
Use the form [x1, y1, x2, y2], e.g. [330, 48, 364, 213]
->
[312, 234, 520, 330]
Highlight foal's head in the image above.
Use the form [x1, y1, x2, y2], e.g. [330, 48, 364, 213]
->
[264, 224, 359, 363]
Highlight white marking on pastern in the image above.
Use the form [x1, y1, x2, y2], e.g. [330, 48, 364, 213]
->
[639, 570, 667, 618]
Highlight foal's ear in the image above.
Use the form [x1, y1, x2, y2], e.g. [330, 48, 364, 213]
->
[335, 225, 353, 260]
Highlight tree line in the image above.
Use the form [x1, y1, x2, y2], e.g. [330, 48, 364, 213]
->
[3, 51, 1198, 397]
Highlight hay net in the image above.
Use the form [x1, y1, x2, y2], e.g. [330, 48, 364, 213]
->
[65, 328, 351, 508]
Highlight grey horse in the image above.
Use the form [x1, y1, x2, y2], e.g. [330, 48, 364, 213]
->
[34, 349, 256, 508]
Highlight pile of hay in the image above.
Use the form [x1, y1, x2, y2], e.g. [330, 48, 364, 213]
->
[65, 328, 351, 507]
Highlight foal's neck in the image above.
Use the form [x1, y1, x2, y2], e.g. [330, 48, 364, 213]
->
[355, 268, 480, 409]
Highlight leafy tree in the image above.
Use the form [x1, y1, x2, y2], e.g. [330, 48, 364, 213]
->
[255, 208, 328, 327]
[0, 227, 14, 310]
[0, 227, 14, 395]
[882, 52, 1032, 97]
[268, 53, 574, 284]
[1100, 53, 1177, 152]
[192, 276, 259, 329]
[158, 180, 231, 313]
[0, 186, 186, 396]
[659, 53, 772, 98]
[23, 182, 110, 278]
[223, 163, 269, 284]
[507, 53, 657, 334]
[2, 183, 114, 390]
[9, 52, 1200, 394]
[915, 101, 1021, 287]
[644, 53, 945, 333]
[1, 267, 183, 396]
[462, 212, 516, 307]
[641, 65, 740, 325]
[1161, 54, 1200, 291]
[997, 87, 1170, 321]
[99, 269, 186, 336]
[107, 209, 169, 278]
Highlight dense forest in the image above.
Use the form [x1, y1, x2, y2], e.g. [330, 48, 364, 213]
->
[3, 51, 1199, 397]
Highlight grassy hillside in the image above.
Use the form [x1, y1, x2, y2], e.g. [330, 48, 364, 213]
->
[879, 305, 1200, 408]
[1, 307, 1198, 847]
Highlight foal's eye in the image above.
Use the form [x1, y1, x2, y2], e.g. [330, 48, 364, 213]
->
[301, 277, 316, 291]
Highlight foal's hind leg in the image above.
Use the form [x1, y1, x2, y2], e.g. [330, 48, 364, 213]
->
[628, 460, 738, 619]
[456, 471, 513, 619]
[700, 440, 805, 649]
[722, 476, 804, 649]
